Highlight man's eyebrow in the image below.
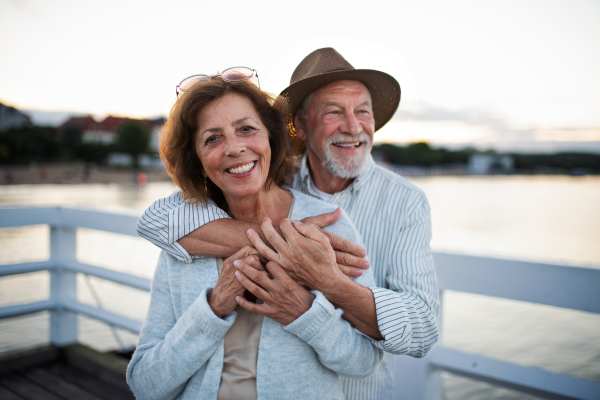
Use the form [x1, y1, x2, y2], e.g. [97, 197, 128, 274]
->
[322, 101, 341, 108]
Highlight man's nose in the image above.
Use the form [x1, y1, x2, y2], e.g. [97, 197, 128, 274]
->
[341, 113, 362, 135]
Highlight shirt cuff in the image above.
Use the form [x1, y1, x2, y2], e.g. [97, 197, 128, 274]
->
[284, 291, 342, 342]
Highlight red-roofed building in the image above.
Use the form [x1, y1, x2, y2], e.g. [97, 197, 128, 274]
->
[58, 116, 164, 150]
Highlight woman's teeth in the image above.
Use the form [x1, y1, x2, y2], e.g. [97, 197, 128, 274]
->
[228, 162, 255, 174]
[334, 142, 362, 148]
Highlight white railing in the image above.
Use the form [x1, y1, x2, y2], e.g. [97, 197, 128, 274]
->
[0, 206, 599, 400]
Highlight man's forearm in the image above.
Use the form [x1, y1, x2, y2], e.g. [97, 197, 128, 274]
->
[178, 219, 263, 258]
[322, 276, 383, 340]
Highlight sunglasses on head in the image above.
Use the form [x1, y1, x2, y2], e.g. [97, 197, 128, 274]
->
[176, 67, 259, 96]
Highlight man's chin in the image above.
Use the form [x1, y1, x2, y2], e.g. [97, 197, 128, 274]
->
[323, 155, 367, 179]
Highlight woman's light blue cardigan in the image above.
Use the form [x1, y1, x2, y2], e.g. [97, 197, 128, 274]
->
[127, 189, 383, 400]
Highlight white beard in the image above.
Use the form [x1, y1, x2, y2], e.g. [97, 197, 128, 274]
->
[322, 133, 371, 178]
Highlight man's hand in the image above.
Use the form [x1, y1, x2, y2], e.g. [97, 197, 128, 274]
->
[247, 217, 346, 292]
[302, 208, 369, 278]
[234, 260, 315, 326]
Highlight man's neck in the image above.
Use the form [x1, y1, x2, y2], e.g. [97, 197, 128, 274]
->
[306, 154, 355, 195]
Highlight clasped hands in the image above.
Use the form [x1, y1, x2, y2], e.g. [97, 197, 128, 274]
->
[208, 208, 368, 326]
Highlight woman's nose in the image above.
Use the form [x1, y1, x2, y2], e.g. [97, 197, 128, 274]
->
[225, 136, 245, 156]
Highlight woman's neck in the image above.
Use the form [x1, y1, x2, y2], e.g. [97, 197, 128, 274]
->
[225, 186, 293, 225]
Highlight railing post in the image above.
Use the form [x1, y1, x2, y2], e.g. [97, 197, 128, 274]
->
[50, 224, 78, 346]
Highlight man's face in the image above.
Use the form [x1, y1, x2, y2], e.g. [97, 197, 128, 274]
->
[295, 80, 375, 179]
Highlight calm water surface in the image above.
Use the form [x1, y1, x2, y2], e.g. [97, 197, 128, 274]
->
[1, 176, 599, 399]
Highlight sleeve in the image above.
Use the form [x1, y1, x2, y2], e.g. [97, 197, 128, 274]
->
[284, 209, 383, 378]
[369, 195, 440, 357]
[136, 189, 230, 263]
[284, 290, 383, 378]
[126, 252, 236, 400]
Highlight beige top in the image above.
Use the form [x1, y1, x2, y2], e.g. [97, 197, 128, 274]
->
[216, 258, 264, 400]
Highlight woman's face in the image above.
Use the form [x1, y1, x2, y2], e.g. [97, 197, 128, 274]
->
[195, 92, 271, 202]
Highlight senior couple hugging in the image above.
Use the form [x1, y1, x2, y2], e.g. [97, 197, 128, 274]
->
[126, 47, 439, 400]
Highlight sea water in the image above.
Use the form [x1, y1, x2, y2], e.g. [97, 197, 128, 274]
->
[1, 175, 599, 399]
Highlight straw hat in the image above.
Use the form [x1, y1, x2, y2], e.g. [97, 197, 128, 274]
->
[275, 47, 401, 135]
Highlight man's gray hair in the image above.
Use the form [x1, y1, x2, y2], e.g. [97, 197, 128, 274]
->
[296, 92, 314, 121]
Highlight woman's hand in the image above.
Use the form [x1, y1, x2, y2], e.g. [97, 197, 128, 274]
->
[233, 260, 315, 326]
[208, 246, 262, 318]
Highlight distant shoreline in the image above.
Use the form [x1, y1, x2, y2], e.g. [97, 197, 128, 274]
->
[1, 163, 172, 185]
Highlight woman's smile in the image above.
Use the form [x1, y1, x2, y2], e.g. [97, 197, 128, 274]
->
[226, 161, 256, 176]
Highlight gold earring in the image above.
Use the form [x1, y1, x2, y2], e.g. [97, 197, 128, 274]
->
[204, 176, 208, 193]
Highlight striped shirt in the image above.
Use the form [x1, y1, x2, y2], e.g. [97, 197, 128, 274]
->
[136, 153, 439, 399]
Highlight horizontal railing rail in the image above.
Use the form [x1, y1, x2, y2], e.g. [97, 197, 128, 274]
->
[0, 206, 599, 400]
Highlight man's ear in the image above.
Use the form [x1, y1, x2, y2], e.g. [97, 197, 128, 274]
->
[294, 115, 307, 141]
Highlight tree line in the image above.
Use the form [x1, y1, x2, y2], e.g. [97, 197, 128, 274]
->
[372, 142, 600, 173]
[0, 122, 152, 167]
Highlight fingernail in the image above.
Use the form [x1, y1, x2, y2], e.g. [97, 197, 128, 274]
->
[360, 251, 366, 258]
[263, 217, 267, 221]
[363, 262, 369, 269]
[235, 296, 242, 302]
[233, 260, 241, 267]
[356, 270, 363, 277]
[247, 230, 253, 237]
[235, 271, 242, 278]
[295, 220, 302, 225]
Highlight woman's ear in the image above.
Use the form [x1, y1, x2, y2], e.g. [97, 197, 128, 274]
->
[294, 115, 307, 141]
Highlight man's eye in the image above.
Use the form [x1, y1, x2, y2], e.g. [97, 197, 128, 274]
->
[329, 110, 340, 115]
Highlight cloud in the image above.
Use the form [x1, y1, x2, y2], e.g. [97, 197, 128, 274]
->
[393, 103, 537, 142]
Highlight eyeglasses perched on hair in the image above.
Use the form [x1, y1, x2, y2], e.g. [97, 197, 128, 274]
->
[176, 67, 259, 96]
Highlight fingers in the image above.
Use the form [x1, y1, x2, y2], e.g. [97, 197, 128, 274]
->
[279, 218, 304, 244]
[334, 250, 369, 270]
[242, 253, 264, 271]
[264, 261, 290, 281]
[235, 295, 264, 314]
[337, 264, 364, 278]
[291, 219, 329, 244]
[260, 217, 289, 252]
[328, 232, 366, 258]
[246, 228, 279, 262]
[234, 260, 272, 299]
[301, 208, 341, 228]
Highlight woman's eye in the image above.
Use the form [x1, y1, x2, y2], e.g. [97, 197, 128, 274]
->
[240, 125, 256, 133]
[205, 135, 218, 145]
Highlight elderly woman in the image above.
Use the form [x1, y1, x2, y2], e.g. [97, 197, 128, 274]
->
[126, 69, 382, 400]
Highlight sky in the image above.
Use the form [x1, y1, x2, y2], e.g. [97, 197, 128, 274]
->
[1, 0, 599, 152]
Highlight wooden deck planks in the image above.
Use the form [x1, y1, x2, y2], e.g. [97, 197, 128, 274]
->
[0, 373, 63, 400]
[24, 366, 104, 400]
[0, 385, 26, 400]
[48, 363, 135, 400]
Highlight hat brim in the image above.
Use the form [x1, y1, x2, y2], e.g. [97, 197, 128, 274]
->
[275, 69, 401, 135]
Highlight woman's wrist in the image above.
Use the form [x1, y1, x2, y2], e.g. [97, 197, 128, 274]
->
[208, 287, 231, 318]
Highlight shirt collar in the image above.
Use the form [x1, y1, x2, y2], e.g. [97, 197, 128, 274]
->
[298, 152, 376, 195]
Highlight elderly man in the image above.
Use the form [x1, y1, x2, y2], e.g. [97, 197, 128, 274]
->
[137, 48, 439, 399]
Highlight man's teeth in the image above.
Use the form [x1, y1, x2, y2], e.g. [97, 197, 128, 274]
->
[228, 162, 255, 174]
[334, 143, 362, 148]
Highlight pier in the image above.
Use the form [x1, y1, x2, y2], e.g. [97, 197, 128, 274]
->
[0, 206, 599, 399]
